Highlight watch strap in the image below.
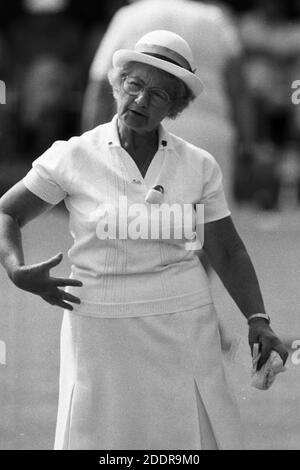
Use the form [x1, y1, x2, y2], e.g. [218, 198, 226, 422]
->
[247, 313, 270, 325]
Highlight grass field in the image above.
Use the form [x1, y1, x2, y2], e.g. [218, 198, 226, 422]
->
[0, 206, 299, 450]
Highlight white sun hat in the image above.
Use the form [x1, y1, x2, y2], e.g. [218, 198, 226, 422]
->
[112, 30, 204, 97]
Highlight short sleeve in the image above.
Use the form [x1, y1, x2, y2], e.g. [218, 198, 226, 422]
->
[200, 156, 231, 223]
[22, 140, 71, 205]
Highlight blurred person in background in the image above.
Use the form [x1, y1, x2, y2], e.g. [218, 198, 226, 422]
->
[82, 0, 252, 207]
[19, 56, 77, 157]
[9, 0, 81, 65]
[0, 30, 288, 450]
[7, 0, 83, 159]
[73, 0, 128, 86]
[239, 0, 300, 210]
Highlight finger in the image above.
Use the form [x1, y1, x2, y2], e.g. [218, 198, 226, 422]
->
[61, 291, 81, 304]
[250, 342, 260, 358]
[55, 299, 74, 311]
[251, 344, 261, 369]
[39, 253, 63, 271]
[52, 278, 83, 287]
[273, 343, 289, 365]
[257, 338, 272, 370]
[248, 329, 259, 352]
[42, 295, 56, 306]
[266, 374, 276, 389]
[53, 287, 80, 303]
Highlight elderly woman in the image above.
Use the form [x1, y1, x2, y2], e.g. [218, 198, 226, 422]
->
[0, 31, 288, 450]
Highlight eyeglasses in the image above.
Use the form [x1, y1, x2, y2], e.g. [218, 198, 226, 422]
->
[122, 75, 171, 107]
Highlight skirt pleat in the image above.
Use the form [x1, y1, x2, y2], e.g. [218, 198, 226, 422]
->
[54, 304, 243, 450]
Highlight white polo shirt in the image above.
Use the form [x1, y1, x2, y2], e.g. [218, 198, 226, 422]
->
[23, 115, 230, 317]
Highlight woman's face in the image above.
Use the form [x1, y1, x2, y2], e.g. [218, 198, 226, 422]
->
[116, 63, 175, 134]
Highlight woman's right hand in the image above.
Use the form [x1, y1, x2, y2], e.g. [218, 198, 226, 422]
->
[248, 319, 289, 370]
[11, 252, 83, 311]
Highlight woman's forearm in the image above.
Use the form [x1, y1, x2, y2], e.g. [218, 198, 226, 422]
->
[0, 213, 25, 280]
[214, 248, 266, 318]
[0, 182, 52, 280]
[204, 217, 266, 320]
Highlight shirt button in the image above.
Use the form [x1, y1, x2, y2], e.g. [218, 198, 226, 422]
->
[132, 178, 142, 184]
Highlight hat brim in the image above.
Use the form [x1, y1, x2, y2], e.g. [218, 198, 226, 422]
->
[113, 49, 204, 97]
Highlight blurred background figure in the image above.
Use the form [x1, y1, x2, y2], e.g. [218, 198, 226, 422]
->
[7, 0, 83, 159]
[82, 0, 251, 206]
[19, 56, 76, 157]
[238, 0, 300, 210]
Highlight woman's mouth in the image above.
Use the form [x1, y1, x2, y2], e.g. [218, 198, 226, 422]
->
[128, 109, 147, 118]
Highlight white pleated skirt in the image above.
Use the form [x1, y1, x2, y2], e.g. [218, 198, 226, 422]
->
[54, 304, 243, 450]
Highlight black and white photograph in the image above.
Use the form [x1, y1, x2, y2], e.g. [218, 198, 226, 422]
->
[0, 0, 299, 451]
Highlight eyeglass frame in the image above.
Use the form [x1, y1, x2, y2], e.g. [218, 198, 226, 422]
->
[121, 74, 171, 107]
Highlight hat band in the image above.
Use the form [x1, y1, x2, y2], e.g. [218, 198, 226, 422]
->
[135, 43, 193, 73]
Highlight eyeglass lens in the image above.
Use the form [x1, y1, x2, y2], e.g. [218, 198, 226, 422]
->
[123, 76, 170, 106]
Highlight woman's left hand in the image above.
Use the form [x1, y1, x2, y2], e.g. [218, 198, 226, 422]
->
[248, 319, 289, 370]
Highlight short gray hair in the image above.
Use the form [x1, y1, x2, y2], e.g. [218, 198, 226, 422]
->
[108, 62, 195, 119]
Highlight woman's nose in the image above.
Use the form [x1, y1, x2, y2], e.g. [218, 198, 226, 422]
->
[134, 89, 150, 106]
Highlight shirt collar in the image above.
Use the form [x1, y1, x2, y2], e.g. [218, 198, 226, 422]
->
[105, 114, 174, 150]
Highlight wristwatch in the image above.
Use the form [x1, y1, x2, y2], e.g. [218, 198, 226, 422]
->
[247, 313, 271, 325]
